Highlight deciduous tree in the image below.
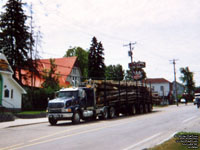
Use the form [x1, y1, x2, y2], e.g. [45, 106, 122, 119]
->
[105, 64, 124, 81]
[180, 67, 195, 99]
[64, 47, 88, 78]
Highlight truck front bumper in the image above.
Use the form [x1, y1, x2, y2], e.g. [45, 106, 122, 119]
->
[48, 113, 73, 120]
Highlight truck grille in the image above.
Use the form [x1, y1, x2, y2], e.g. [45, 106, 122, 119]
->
[48, 103, 64, 108]
[49, 109, 62, 113]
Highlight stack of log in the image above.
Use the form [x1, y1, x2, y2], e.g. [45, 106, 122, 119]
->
[85, 80, 152, 105]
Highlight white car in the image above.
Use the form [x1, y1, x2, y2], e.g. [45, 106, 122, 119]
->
[193, 98, 197, 105]
[180, 98, 186, 103]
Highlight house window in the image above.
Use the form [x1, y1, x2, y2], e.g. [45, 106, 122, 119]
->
[4, 89, 9, 98]
[11, 89, 13, 99]
[73, 68, 76, 74]
[152, 86, 155, 91]
[160, 86, 164, 91]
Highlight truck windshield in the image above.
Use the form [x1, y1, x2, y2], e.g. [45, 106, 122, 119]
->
[58, 91, 78, 98]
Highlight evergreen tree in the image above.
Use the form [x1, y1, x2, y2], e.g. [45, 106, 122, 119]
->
[0, 0, 37, 84]
[88, 37, 105, 79]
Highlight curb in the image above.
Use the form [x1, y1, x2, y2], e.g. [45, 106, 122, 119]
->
[15, 113, 47, 119]
[6, 121, 48, 128]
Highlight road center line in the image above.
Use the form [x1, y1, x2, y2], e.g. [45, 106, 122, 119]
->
[123, 132, 162, 150]
[4, 120, 133, 150]
[0, 143, 24, 150]
[182, 116, 197, 123]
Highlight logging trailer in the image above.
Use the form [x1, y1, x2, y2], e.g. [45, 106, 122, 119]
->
[47, 80, 153, 125]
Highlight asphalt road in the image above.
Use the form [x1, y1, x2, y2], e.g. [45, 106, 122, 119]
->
[0, 103, 200, 150]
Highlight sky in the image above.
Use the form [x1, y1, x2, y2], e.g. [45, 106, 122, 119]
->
[1, 0, 200, 86]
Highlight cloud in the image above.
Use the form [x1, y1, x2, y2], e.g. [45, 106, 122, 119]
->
[1, 0, 200, 85]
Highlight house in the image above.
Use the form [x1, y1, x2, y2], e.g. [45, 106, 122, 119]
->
[0, 53, 26, 110]
[172, 81, 185, 97]
[145, 78, 172, 105]
[20, 56, 82, 88]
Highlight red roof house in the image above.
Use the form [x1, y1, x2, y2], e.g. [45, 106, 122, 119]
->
[20, 56, 81, 88]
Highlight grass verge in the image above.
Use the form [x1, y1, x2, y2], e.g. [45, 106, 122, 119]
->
[17, 111, 46, 115]
[149, 132, 200, 150]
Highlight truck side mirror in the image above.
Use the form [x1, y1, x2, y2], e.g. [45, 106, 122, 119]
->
[78, 90, 86, 99]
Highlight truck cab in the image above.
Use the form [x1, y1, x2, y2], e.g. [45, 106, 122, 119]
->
[47, 87, 96, 125]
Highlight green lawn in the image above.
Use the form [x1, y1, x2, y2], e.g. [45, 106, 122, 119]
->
[150, 132, 200, 150]
[17, 111, 46, 115]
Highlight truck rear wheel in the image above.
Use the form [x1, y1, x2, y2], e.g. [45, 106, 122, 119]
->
[72, 112, 80, 124]
[139, 104, 144, 114]
[144, 104, 148, 113]
[148, 104, 153, 112]
[49, 118, 57, 125]
[131, 105, 136, 115]
[109, 107, 115, 119]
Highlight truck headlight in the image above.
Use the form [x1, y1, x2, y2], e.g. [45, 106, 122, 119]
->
[66, 108, 72, 112]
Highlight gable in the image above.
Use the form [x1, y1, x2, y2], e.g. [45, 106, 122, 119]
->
[20, 56, 79, 87]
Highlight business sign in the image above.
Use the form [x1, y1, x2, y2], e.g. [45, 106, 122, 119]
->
[0, 59, 12, 73]
[129, 61, 146, 69]
[133, 71, 143, 80]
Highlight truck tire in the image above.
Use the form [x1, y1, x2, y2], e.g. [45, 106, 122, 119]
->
[49, 118, 57, 125]
[99, 107, 108, 120]
[72, 111, 80, 124]
[131, 105, 136, 115]
[109, 107, 115, 119]
[148, 104, 153, 112]
[139, 104, 144, 114]
[144, 104, 148, 113]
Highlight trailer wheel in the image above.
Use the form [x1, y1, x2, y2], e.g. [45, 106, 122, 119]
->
[109, 107, 115, 119]
[131, 105, 136, 115]
[139, 104, 144, 114]
[72, 111, 80, 124]
[144, 104, 148, 113]
[148, 104, 153, 112]
[49, 118, 57, 125]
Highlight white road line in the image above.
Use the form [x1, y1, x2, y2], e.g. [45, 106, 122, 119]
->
[123, 132, 162, 150]
[157, 132, 177, 145]
[182, 116, 197, 123]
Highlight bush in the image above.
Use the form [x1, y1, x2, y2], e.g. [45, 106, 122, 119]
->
[22, 87, 56, 111]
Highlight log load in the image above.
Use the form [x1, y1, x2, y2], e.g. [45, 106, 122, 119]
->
[84, 80, 156, 105]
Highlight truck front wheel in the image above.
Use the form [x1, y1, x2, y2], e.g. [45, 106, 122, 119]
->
[72, 112, 80, 124]
[49, 118, 57, 125]
[99, 107, 108, 120]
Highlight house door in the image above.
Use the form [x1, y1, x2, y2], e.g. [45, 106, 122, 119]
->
[0, 74, 2, 105]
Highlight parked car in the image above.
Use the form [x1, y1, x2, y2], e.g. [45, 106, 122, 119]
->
[180, 98, 186, 103]
[193, 98, 197, 105]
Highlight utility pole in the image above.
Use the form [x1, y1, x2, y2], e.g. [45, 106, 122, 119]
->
[124, 42, 136, 80]
[170, 59, 179, 106]
[124, 42, 136, 63]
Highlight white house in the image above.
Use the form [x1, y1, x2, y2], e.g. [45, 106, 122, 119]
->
[0, 53, 26, 110]
[145, 78, 172, 105]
